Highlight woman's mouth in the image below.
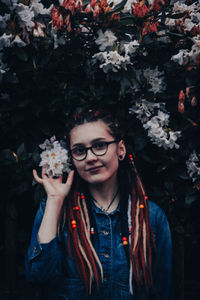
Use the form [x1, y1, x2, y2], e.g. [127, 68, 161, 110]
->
[86, 166, 103, 173]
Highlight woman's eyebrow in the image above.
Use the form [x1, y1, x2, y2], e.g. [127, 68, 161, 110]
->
[71, 137, 106, 148]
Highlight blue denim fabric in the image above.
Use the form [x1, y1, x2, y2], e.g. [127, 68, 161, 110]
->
[25, 199, 173, 300]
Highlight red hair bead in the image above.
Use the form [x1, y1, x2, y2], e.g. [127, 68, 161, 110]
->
[122, 236, 128, 245]
[144, 196, 148, 200]
[71, 220, 77, 228]
[74, 205, 80, 211]
[129, 154, 133, 160]
[90, 227, 95, 235]
[81, 195, 85, 199]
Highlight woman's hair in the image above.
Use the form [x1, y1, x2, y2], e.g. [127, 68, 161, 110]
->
[63, 108, 155, 294]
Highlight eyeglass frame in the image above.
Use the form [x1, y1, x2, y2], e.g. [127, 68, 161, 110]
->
[69, 140, 118, 161]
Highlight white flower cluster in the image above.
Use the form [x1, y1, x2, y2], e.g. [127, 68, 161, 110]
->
[171, 44, 200, 66]
[39, 137, 70, 177]
[186, 150, 200, 182]
[95, 29, 117, 51]
[143, 66, 166, 94]
[168, 1, 200, 65]
[0, 0, 52, 81]
[92, 50, 131, 73]
[94, 30, 140, 73]
[129, 100, 181, 150]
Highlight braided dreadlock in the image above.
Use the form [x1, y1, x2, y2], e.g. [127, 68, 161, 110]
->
[62, 107, 156, 294]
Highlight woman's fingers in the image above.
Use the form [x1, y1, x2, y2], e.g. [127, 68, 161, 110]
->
[42, 167, 48, 179]
[33, 169, 43, 184]
[65, 170, 74, 189]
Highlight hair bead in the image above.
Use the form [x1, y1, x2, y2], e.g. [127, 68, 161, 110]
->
[90, 227, 95, 235]
[122, 236, 128, 245]
[71, 220, 77, 228]
[139, 204, 144, 209]
[74, 205, 80, 211]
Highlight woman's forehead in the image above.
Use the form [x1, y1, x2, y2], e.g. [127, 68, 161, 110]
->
[70, 120, 113, 145]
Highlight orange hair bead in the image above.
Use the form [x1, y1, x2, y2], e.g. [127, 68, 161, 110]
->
[139, 204, 144, 209]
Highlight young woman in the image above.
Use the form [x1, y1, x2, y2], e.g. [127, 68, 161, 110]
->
[25, 108, 173, 300]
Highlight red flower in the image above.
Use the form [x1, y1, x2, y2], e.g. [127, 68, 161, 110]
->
[150, 0, 168, 13]
[142, 20, 158, 36]
[51, 7, 64, 30]
[178, 102, 185, 113]
[133, 2, 149, 18]
[178, 90, 185, 103]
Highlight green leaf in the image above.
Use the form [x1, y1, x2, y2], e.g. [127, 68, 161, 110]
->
[166, 12, 186, 19]
[15, 48, 28, 62]
[106, 0, 127, 15]
[0, 149, 16, 166]
[17, 143, 25, 157]
[185, 193, 199, 205]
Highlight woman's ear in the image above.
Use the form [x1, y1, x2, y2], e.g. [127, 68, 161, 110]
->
[117, 140, 126, 160]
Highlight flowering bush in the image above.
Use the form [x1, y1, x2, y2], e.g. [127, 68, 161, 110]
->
[0, 1, 200, 296]
[0, 0, 200, 243]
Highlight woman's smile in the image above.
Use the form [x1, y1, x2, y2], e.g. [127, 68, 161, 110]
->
[86, 165, 104, 173]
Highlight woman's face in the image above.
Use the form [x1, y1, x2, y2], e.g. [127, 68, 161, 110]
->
[70, 120, 126, 186]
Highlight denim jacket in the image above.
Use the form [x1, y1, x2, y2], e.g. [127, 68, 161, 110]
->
[25, 198, 173, 300]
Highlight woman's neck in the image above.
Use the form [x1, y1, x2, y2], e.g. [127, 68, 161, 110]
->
[88, 176, 119, 211]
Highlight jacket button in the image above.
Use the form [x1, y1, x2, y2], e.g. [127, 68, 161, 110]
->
[100, 253, 109, 258]
[103, 230, 109, 235]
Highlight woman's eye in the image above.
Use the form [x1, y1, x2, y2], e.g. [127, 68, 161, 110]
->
[93, 142, 106, 150]
[73, 147, 85, 155]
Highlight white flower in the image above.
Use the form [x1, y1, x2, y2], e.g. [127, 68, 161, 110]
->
[39, 138, 70, 177]
[39, 139, 52, 150]
[0, 33, 12, 50]
[0, 13, 10, 30]
[124, 40, 139, 56]
[143, 67, 166, 94]
[171, 49, 190, 65]
[131, 101, 181, 150]
[16, 3, 35, 32]
[143, 111, 181, 150]
[33, 22, 46, 37]
[184, 18, 196, 32]
[95, 29, 117, 51]
[186, 151, 200, 182]
[129, 99, 166, 123]
[30, 0, 52, 16]
[92, 50, 131, 73]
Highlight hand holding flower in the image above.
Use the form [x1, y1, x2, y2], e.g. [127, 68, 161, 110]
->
[33, 168, 74, 202]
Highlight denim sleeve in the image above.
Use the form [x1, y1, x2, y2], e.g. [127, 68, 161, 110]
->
[150, 203, 174, 300]
[25, 198, 64, 284]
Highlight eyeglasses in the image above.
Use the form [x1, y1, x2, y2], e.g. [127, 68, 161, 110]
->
[69, 140, 117, 161]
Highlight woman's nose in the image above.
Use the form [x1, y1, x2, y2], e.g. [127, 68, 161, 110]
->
[85, 148, 98, 161]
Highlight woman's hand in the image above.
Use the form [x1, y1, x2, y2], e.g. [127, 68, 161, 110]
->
[33, 168, 75, 201]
